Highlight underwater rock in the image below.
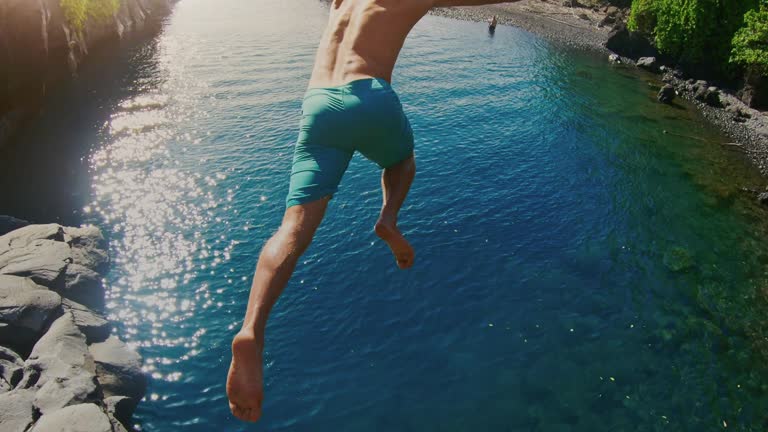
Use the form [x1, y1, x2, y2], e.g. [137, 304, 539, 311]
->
[663, 247, 694, 272]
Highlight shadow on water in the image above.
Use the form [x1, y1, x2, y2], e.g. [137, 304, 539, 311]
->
[0, 35, 164, 226]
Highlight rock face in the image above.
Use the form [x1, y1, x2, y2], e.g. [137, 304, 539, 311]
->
[0, 0, 176, 148]
[0, 224, 145, 431]
[658, 84, 676, 104]
[604, 23, 658, 59]
[739, 68, 768, 110]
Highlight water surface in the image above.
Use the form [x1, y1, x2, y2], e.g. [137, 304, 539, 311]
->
[3, 1, 768, 431]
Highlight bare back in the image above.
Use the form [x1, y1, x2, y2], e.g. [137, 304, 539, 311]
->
[308, 0, 433, 88]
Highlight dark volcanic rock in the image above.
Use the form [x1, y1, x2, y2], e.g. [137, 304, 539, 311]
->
[89, 336, 146, 401]
[658, 84, 676, 104]
[605, 23, 657, 59]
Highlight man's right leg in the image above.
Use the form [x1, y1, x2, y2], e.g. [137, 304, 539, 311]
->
[375, 154, 416, 269]
[226, 197, 329, 422]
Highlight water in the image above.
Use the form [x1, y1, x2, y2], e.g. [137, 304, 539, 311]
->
[3, 0, 768, 430]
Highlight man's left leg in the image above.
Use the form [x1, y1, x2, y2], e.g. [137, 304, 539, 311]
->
[227, 197, 330, 422]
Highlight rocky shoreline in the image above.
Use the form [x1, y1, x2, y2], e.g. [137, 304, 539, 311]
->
[0, 0, 177, 149]
[432, 1, 768, 177]
[0, 222, 146, 432]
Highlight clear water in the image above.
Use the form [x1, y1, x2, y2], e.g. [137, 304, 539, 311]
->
[3, 0, 768, 430]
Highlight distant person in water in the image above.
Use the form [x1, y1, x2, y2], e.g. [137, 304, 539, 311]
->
[488, 15, 498, 32]
[226, 0, 519, 423]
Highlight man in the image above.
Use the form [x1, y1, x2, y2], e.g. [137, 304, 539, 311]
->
[226, 0, 516, 423]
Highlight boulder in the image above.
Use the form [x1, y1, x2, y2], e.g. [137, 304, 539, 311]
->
[62, 264, 104, 310]
[0, 216, 29, 236]
[105, 395, 137, 428]
[758, 192, 768, 205]
[695, 86, 723, 107]
[0, 389, 36, 432]
[658, 84, 676, 104]
[30, 403, 112, 432]
[0, 239, 71, 287]
[33, 373, 101, 414]
[24, 313, 96, 388]
[63, 226, 108, 272]
[0, 275, 62, 350]
[608, 54, 621, 64]
[0, 224, 64, 253]
[636, 56, 658, 72]
[62, 299, 110, 343]
[606, 6, 620, 16]
[604, 24, 658, 59]
[89, 336, 146, 400]
[0, 346, 24, 388]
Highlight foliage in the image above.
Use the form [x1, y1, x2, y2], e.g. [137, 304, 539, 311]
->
[60, 0, 120, 32]
[731, 4, 768, 74]
[627, 0, 656, 33]
[627, 0, 761, 77]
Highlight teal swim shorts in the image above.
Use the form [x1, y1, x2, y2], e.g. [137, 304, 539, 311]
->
[286, 77, 414, 208]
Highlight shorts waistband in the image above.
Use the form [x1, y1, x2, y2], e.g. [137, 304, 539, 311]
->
[304, 77, 391, 98]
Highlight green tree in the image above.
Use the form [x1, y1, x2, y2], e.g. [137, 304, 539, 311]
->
[60, 0, 120, 32]
[731, 3, 768, 75]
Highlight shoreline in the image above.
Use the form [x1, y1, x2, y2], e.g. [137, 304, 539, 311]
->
[432, 2, 768, 182]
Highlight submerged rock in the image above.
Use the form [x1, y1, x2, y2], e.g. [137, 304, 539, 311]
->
[663, 247, 694, 272]
[658, 84, 676, 104]
[30, 403, 112, 432]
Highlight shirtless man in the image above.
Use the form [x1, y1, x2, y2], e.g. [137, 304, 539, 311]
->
[227, 0, 514, 423]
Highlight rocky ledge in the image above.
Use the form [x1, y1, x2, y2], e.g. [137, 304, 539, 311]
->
[0, 0, 176, 149]
[0, 223, 146, 432]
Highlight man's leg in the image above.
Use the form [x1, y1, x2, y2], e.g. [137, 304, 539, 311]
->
[226, 197, 329, 422]
[374, 154, 416, 269]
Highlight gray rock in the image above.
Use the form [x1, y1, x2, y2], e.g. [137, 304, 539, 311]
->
[692, 80, 709, 92]
[33, 373, 100, 415]
[0, 389, 36, 432]
[0, 225, 64, 254]
[658, 84, 676, 104]
[0, 275, 62, 349]
[606, 5, 619, 16]
[0, 346, 24, 388]
[758, 192, 768, 205]
[25, 313, 96, 388]
[608, 54, 620, 64]
[62, 299, 111, 343]
[62, 264, 104, 310]
[64, 226, 108, 272]
[105, 395, 137, 429]
[0, 216, 30, 237]
[636, 56, 658, 72]
[30, 403, 112, 432]
[0, 239, 72, 287]
[89, 336, 146, 400]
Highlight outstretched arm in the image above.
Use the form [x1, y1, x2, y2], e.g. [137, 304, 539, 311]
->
[432, 0, 521, 7]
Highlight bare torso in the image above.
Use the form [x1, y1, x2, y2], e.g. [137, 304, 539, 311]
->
[308, 0, 433, 88]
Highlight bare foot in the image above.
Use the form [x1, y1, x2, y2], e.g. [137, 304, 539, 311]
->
[375, 218, 415, 269]
[226, 332, 264, 422]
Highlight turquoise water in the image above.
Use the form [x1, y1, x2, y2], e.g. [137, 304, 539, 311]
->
[4, 0, 768, 430]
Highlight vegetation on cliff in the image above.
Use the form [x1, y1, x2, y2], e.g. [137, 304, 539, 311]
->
[60, 0, 120, 31]
[627, 0, 766, 79]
